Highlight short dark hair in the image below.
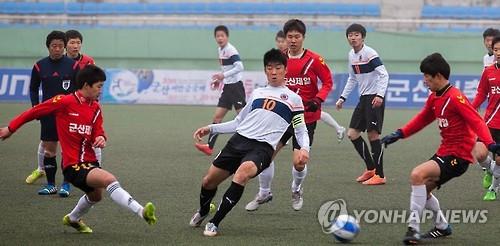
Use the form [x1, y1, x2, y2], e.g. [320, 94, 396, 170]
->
[76, 65, 106, 89]
[46, 30, 66, 48]
[214, 25, 229, 37]
[483, 28, 500, 39]
[65, 29, 83, 44]
[275, 30, 285, 40]
[283, 19, 306, 36]
[420, 53, 450, 80]
[346, 23, 366, 38]
[492, 35, 500, 50]
[264, 48, 287, 67]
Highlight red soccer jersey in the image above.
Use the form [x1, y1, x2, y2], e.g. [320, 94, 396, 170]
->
[9, 92, 106, 169]
[400, 85, 494, 163]
[285, 49, 333, 123]
[76, 54, 95, 70]
[471, 63, 500, 129]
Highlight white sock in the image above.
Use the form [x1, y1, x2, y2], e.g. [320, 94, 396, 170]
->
[320, 111, 343, 131]
[491, 162, 500, 177]
[489, 164, 500, 191]
[106, 181, 144, 218]
[425, 194, 448, 230]
[408, 185, 427, 232]
[291, 165, 307, 192]
[489, 177, 500, 192]
[478, 156, 492, 171]
[94, 147, 102, 165]
[68, 195, 96, 222]
[37, 142, 44, 171]
[258, 161, 274, 196]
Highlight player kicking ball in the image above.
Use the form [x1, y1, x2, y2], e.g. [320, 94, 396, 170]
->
[0, 65, 157, 233]
[382, 53, 500, 245]
[189, 48, 310, 236]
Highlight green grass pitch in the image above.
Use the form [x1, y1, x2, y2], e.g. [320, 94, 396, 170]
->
[0, 103, 498, 245]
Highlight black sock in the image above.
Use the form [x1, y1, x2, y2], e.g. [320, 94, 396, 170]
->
[370, 139, 384, 178]
[351, 137, 375, 170]
[44, 156, 57, 185]
[210, 181, 244, 227]
[199, 186, 217, 216]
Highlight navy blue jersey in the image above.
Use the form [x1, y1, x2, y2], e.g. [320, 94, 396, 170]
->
[30, 56, 79, 106]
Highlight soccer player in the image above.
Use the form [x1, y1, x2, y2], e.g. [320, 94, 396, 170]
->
[335, 23, 389, 185]
[26, 30, 79, 197]
[0, 65, 157, 233]
[275, 30, 287, 51]
[189, 48, 309, 237]
[382, 53, 500, 245]
[482, 28, 499, 68]
[195, 25, 246, 156]
[245, 19, 333, 211]
[471, 35, 500, 201]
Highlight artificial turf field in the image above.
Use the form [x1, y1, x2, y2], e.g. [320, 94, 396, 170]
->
[0, 103, 498, 245]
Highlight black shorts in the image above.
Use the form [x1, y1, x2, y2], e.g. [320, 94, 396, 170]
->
[489, 128, 500, 143]
[349, 94, 385, 134]
[63, 162, 101, 193]
[213, 133, 274, 176]
[40, 115, 58, 141]
[430, 154, 470, 188]
[279, 122, 316, 149]
[217, 81, 246, 110]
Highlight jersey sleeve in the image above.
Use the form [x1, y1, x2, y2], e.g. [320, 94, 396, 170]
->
[292, 95, 310, 151]
[91, 106, 107, 141]
[311, 56, 333, 101]
[222, 45, 244, 78]
[29, 63, 41, 106]
[370, 55, 389, 98]
[454, 93, 494, 145]
[209, 92, 253, 134]
[400, 96, 436, 138]
[9, 95, 66, 133]
[471, 69, 489, 109]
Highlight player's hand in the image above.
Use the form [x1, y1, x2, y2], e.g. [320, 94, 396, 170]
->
[487, 143, 500, 155]
[294, 148, 309, 165]
[335, 98, 345, 110]
[381, 129, 403, 147]
[305, 97, 323, 112]
[193, 126, 210, 142]
[0, 127, 13, 140]
[93, 136, 106, 148]
[210, 80, 220, 90]
[212, 73, 224, 83]
[372, 96, 384, 108]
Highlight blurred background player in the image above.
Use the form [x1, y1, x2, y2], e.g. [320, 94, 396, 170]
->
[27, 30, 79, 197]
[0, 65, 157, 233]
[189, 48, 309, 237]
[472, 35, 500, 201]
[245, 19, 333, 211]
[482, 28, 499, 68]
[336, 23, 389, 185]
[195, 25, 246, 156]
[275, 30, 287, 51]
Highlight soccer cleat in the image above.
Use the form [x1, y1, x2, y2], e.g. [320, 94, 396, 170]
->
[38, 184, 57, 195]
[245, 192, 273, 211]
[58, 182, 71, 197]
[194, 143, 213, 156]
[291, 189, 303, 211]
[336, 126, 346, 143]
[483, 190, 496, 201]
[362, 174, 386, 185]
[25, 169, 45, 184]
[203, 222, 218, 237]
[403, 227, 421, 245]
[189, 211, 208, 227]
[483, 171, 493, 189]
[63, 215, 93, 233]
[143, 202, 157, 225]
[356, 169, 375, 182]
[422, 225, 452, 239]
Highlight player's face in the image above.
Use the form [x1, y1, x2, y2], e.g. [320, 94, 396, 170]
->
[423, 73, 444, 92]
[66, 38, 82, 58]
[484, 36, 494, 53]
[286, 30, 304, 54]
[493, 42, 500, 61]
[215, 31, 228, 48]
[347, 32, 364, 51]
[265, 62, 286, 87]
[85, 81, 104, 100]
[275, 37, 287, 51]
[48, 39, 65, 60]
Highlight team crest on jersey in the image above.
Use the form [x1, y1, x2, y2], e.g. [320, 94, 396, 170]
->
[62, 80, 71, 90]
[359, 55, 362, 61]
[52, 95, 63, 103]
[280, 93, 288, 100]
[456, 95, 465, 104]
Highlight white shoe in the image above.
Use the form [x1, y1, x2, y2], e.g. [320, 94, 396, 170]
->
[336, 126, 346, 143]
[189, 211, 207, 227]
[291, 189, 303, 211]
[203, 222, 218, 237]
[245, 192, 273, 211]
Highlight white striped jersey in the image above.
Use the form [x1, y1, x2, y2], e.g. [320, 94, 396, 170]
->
[340, 45, 389, 100]
[218, 42, 244, 84]
[209, 85, 310, 151]
[483, 53, 495, 68]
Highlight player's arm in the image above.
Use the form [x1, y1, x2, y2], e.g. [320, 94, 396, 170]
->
[455, 95, 494, 145]
[292, 101, 310, 165]
[371, 56, 389, 107]
[221, 55, 244, 79]
[91, 107, 107, 148]
[29, 63, 41, 106]
[399, 97, 436, 138]
[336, 64, 357, 109]
[471, 69, 489, 109]
[312, 56, 333, 102]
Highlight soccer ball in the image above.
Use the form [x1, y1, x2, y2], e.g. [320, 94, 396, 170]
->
[330, 214, 360, 243]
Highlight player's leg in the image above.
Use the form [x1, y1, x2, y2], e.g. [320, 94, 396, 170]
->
[484, 156, 500, 201]
[25, 141, 45, 184]
[38, 140, 58, 195]
[473, 141, 493, 189]
[63, 189, 101, 233]
[421, 192, 451, 239]
[320, 111, 346, 142]
[290, 122, 315, 211]
[363, 97, 386, 184]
